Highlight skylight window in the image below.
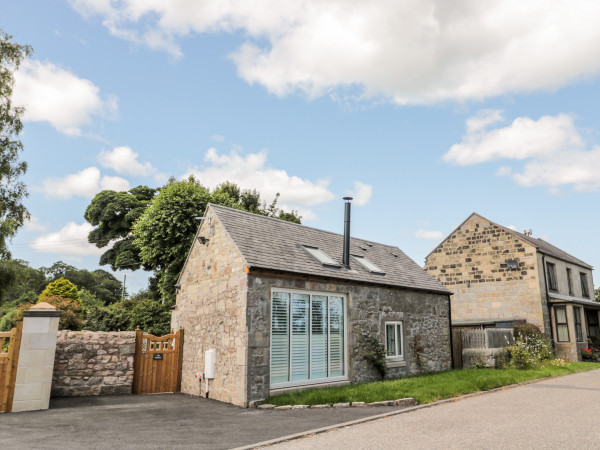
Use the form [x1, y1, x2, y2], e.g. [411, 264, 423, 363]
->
[301, 245, 341, 268]
[351, 255, 385, 275]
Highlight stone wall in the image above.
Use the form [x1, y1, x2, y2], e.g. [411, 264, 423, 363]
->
[424, 213, 547, 331]
[52, 331, 135, 397]
[172, 205, 249, 406]
[246, 272, 452, 403]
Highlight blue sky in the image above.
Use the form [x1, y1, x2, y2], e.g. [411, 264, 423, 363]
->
[4, 1, 600, 293]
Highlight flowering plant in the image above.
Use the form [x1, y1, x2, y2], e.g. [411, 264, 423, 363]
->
[581, 347, 594, 360]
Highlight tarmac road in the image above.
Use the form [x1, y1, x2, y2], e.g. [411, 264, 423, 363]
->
[270, 369, 600, 449]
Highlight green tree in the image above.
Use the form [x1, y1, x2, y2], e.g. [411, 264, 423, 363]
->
[0, 259, 45, 306]
[132, 177, 212, 301]
[129, 299, 172, 336]
[0, 30, 32, 259]
[39, 277, 80, 303]
[41, 261, 124, 304]
[84, 186, 156, 271]
[595, 287, 599, 302]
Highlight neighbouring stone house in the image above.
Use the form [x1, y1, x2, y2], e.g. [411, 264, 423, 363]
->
[424, 212, 599, 361]
[172, 201, 452, 407]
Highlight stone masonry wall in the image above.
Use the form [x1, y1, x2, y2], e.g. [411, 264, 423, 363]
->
[424, 214, 547, 331]
[52, 331, 135, 397]
[246, 272, 452, 403]
[172, 206, 248, 406]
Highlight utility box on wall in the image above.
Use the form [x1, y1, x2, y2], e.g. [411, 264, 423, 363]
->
[205, 349, 215, 379]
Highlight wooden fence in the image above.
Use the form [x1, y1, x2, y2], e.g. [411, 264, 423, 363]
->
[452, 327, 514, 369]
[0, 322, 23, 413]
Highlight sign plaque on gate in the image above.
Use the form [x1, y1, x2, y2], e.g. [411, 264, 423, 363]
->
[153, 353, 163, 360]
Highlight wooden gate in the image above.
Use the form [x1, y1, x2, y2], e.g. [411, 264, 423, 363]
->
[133, 329, 184, 394]
[0, 322, 23, 413]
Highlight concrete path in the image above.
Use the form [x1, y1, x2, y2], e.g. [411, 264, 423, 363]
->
[0, 393, 400, 449]
[271, 369, 600, 449]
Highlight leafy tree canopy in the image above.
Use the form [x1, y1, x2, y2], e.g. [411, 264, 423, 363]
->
[85, 177, 301, 301]
[39, 277, 80, 303]
[0, 259, 46, 306]
[0, 30, 32, 258]
[41, 261, 124, 304]
[84, 185, 156, 271]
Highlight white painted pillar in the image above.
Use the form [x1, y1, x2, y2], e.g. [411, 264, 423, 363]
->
[11, 302, 61, 413]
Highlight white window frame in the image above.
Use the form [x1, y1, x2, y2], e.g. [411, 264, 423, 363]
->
[384, 321, 404, 361]
[269, 288, 348, 389]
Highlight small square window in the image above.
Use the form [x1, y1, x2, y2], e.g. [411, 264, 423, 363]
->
[384, 322, 403, 360]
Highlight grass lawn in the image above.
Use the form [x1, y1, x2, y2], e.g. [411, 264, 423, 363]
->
[267, 362, 600, 406]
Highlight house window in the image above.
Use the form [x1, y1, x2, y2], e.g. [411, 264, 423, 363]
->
[351, 255, 386, 275]
[567, 268, 573, 296]
[587, 311, 600, 338]
[385, 322, 403, 360]
[554, 306, 569, 342]
[580, 272, 590, 298]
[300, 245, 341, 268]
[574, 307, 583, 342]
[270, 290, 346, 388]
[546, 263, 558, 291]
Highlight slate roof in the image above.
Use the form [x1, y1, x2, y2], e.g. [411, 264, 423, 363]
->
[209, 204, 450, 294]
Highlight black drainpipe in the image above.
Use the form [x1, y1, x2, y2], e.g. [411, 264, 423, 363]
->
[541, 253, 555, 343]
[342, 197, 353, 267]
[447, 294, 454, 369]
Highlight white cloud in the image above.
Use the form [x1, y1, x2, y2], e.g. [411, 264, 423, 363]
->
[444, 111, 600, 191]
[183, 147, 335, 218]
[346, 181, 372, 206]
[30, 222, 105, 256]
[210, 134, 225, 142]
[98, 146, 156, 176]
[415, 229, 444, 240]
[69, 1, 600, 104]
[42, 167, 130, 199]
[13, 60, 117, 135]
[24, 216, 47, 233]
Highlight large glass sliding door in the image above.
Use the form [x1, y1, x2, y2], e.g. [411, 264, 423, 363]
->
[270, 290, 347, 388]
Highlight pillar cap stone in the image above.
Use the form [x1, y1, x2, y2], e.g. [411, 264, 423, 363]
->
[23, 302, 62, 317]
[31, 302, 57, 310]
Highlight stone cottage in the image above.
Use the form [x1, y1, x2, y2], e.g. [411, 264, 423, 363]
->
[424, 212, 599, 361]
[172, 201, 452, 406]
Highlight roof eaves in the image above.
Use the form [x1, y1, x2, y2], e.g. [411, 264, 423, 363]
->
[244, 264, 452, 296]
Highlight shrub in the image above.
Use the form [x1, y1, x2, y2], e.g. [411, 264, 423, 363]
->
[42, 296, 83, 330]
[39, 278, 80, 303]
[362, 335, 388, 379]
[507, 323, 554, 369]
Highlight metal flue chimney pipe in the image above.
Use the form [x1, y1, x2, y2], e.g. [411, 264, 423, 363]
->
[342, 197, 353, 267]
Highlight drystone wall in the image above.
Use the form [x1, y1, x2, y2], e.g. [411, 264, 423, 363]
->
[52, 331, 136, 397]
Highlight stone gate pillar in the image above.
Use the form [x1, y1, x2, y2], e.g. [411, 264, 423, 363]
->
[11, 302, 61, 413]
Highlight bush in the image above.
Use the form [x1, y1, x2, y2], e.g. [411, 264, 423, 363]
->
[507, 323, 554, 369]
[39, 278, 80, 303]
[42, 296, 83, 330]
[362, 335, 388, 379]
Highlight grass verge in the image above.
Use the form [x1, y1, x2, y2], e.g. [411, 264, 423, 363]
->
[267, 362, 600, 406]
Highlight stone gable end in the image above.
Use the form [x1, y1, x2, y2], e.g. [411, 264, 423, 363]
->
[424, 214, 546, 329]
[172, 205, 249, 406]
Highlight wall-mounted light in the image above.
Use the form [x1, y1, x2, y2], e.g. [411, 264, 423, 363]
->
[197, 236, 209, 245]
[174, 284, 181, 292]
[466, 280, 471, 288]
[506, 259, 518, 271]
